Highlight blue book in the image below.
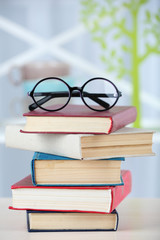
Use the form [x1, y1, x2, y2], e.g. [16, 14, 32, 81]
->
[27, 209, 119, 232]
[31, 152, 125, 187]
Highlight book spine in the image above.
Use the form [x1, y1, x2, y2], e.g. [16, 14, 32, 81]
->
[26, 210, 30, 232]
[115, 209, 119, 231]
[34, 152, 76, 160]
[31, 160, 36, 186]
[110, 170, 132, 212]
[109, 107, 137, 133]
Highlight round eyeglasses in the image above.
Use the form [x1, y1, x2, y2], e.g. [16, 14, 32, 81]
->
[28, 77, 122, 112]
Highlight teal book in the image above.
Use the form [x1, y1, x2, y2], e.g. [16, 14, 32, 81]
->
[31, 152, 125, 187]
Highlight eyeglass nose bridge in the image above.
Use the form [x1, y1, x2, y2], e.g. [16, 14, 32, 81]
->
[70, 86, 82, 94]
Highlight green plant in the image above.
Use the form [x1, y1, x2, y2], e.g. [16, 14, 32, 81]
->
[81, 0, 160, 127]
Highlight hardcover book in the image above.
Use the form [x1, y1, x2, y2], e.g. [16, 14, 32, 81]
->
[20, 104, 137, 134]
[31, 152, 125, 186]
[10, 170, 131, 213]
[26, 209, 119, 232]
[6, 125, 154, 160]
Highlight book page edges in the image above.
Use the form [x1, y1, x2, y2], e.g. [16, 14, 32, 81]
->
[27, 211, 118, 231]
[23, 116, 111, 134]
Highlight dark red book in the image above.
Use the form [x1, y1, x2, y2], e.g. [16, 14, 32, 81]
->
[20, 104, 137, 134]
[10, 170, 131, 213]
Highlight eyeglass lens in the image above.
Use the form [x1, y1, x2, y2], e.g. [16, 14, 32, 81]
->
[33, 79, 70, 111]
[82, 78, 118, 111]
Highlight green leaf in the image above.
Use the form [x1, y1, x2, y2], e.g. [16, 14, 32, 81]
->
[120, 18, 126, 26]
[92, 36, 102, 43]
[145, 10, 151, 21]
[100, 40, 107, 49]
[117, 58, 123, 64]
[81, 0, 88, 6]
[155, 14, 160, 22]
[121, 45, 129, 52]
[117, 68, 126, 78]
[111, 50, 116, 57]
[100, 55, 107, 63]
[99, 6, 107, 18]
[122, 2, 131, 9]
[92, 36, 107, 49]
[107, 65, 115, 72]
[81, 0, 94, 7]
[91, 20, 100, 33]
[140, 0, 148, 5]
[114, 32, 122, 40]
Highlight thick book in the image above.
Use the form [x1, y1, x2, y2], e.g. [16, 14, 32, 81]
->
[26, 209, 119, 232]
[31, 152, 125, 186]
[6, 125, 154, 160]
[10, 170, 131, 213]
[20, 104, 137, 134]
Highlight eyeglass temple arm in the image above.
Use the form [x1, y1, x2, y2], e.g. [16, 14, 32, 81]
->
[28, 92, 71, 111]
[82, 91, 110, 109]
[28, 91, 119, 111]
[82, 91, 121, 108]
[29, 95, 53, 111]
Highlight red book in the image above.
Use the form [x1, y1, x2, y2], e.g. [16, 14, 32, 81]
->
[20, 104, 137, 134]
[10, 170, 131, 213]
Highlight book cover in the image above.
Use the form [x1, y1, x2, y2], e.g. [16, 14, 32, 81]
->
[6, 125, 154, 160]
[33, 152, 125, 161]
[26, 209, 119, 232]
[20, 105, 137, 134]
[31, 152, 125, 186]
[9, 170, 131, 213]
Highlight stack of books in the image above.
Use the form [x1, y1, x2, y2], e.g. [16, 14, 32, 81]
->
[6, 104, 154, 232]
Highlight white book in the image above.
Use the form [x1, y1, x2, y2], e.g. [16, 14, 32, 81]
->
[5, 124, 154, 160]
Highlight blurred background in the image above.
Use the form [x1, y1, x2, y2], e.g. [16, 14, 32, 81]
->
[0, 0, 160, 197]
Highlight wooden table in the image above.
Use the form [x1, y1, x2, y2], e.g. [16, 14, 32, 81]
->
[0, 198, 160, 240]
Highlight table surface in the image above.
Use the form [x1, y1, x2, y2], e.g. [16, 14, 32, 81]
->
[0, 198, 160, 240]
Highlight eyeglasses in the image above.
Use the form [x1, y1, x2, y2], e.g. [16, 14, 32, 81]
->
[28, 77, 122, 112]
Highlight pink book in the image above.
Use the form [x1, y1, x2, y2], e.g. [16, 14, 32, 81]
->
[20, 105, 137, 134]
[10, 170, 132, 213]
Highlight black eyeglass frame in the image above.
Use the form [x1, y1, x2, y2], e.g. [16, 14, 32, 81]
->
[28, 77, 122, 112]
